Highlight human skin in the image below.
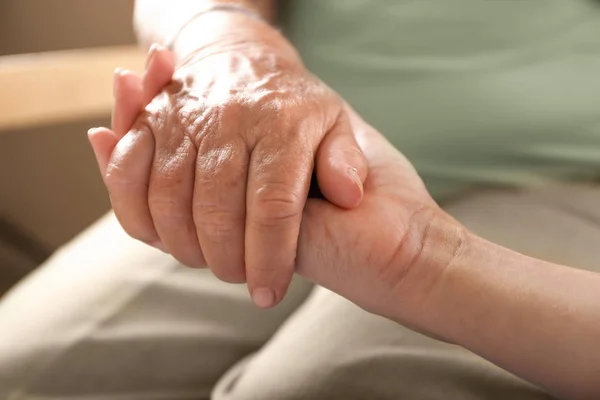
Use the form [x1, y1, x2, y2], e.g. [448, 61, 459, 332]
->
[88, 2, 600, 398]
[91, 48, 600, 399]
[101, 0, 368, 308]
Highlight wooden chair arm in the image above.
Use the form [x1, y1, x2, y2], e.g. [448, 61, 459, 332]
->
[0, 46, 146, 131]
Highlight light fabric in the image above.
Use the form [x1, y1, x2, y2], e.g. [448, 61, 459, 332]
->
[3, 185, 600, 398]
[3, 1, 600, 397]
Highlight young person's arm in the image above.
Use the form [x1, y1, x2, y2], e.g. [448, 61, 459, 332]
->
[410, 227, 600, 399]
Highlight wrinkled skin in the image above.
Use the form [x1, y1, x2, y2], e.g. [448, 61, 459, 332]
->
[94, 44, 367, 307]
[90, 46, 457, 321]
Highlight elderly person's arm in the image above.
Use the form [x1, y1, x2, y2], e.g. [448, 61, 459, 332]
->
[133, 0, 278, 57]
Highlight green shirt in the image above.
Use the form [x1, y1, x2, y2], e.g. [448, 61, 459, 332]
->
[282, 0, 600, 200]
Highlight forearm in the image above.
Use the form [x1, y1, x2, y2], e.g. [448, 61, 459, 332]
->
[406, 222, 600, 399]
[133, 0, 283, 60]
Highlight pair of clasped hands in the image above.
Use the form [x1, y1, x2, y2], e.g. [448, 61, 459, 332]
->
[88, 39, 457, 322]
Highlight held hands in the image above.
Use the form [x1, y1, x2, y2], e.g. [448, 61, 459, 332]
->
[91, 34, 600, 399]
[297, 109, 464, 325]
[91, 45, 463, 324]
[90, 44, 368, 308]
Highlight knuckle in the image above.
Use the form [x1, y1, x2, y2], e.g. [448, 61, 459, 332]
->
[194, 204, 241, 242]
[257, 95, 287, 115]
[251, 97, 298, 132]
[143, 97, 169, 122]
[253, 205, 298, 228]
[221, 100, 246, 117]
[143, 95, 190, 142]
[104, 168, 147, 194]
[104, 163, 129, 188]
[187, 106, 218, 139]
[197, 143, 247, 182]
[122, 112, 155, 139]
[104, 130, 155, 188]
[184, 102, 233, 147]
[148, 196, 187, 220]
[251, 182, 303, 228]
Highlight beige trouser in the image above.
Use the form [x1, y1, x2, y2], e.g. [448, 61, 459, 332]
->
[2, 185, 600, 399]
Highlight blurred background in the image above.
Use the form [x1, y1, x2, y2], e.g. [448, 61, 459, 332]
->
[0, 0, 142, 295]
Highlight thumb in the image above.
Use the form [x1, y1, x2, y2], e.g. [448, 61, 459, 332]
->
[315, 111, 368, 209]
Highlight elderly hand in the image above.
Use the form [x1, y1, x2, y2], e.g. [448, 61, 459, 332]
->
[89, 41, 367, 308]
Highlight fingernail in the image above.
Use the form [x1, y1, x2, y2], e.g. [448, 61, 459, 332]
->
[347, 166, 364, 197]
[252, 287, 275, 308]
[87, 127, 101, 136]
[113, 67, 123, 98]
[149, 240, 165, 252]
[146, 43, 159, 68]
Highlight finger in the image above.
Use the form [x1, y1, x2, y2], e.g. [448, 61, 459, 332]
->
[143, 43, 176, 105]
[110, 46, 174, 138]
[112, 68, 144, 137]
[88, 127, 119, 177]
[93, 70, 142, 177]
[105, 122, 161, 248]
[149, 132, 205, 268]
[245, 134, 314, 308]
[193, 135, 249, 283]
[315, 112, 367, 209]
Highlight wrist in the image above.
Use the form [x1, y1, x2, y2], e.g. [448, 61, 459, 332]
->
[170, 9, 301, 66]
[386, 209, 470, 339]
[134, 0, 277, 49]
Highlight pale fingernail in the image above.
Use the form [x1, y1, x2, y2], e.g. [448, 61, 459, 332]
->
[149, 240, 165, 252]
[347, 166, 364, 197]
[146, 43, 159, 68]
[87, 127, 101, 136]
[113, 67, 123, 98]
[252, 287, 275, 308]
